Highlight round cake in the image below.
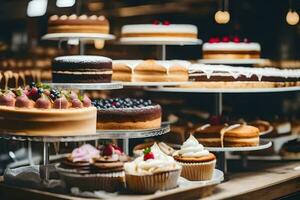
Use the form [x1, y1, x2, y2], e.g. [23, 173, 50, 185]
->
[48, 14, 109, 34]
[0, 83, 96, 136]
[52, 55, 112, 83]
[120, 22, 198, 42]
[93, 98, 162, 130]
[202, 36, 261, 59]
[194, 124, 227, 147]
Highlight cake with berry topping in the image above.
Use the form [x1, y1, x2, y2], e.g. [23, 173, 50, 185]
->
[93, 98, 162, 130]
[0, 82, 96, 136]
[120, 21, 198, 42]
[48, 14, 109, 34]
[202, 36, 261, 59]
[52, 55, 112, 83]
[57, 143, 129, 192]
[112, 60, 189, 82]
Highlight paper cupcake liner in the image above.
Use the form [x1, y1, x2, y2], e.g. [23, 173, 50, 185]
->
[58, 170, 125, 192]
[125, 169, 181, 194]
[177, 160, 216, 181]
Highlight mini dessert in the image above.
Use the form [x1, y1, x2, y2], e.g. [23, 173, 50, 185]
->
[0, 83, 96, 136]
[124, 143, 181, 194]
[120, 22, 198, 42]
[264, 120, 292, 138]
[93, 98, 162, 130]
[185, 64, 300, 88]
[249, 120, 272, 135]
[48, 14, 109, 34]
[112, 60, 189, 82]
[279, 139, 300, 159]
[52, 55, 112, 83]
[221, 124, 260, 147]
[202, 36, 261, 59]
[57, 144, 129, 192]
[133, 141, 175, 157]
[173, 135, 216, 181]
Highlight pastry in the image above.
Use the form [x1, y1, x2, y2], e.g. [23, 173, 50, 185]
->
[202, 36, 261, 59]
[57, 144, 129, 192]
[48, 14, 109, 34]
[93, 98, 162, 130]
[248, 120, 272, 135]
[120, 22, 198, 41]
[173, 135, 216, 181]
[52, 55, 112, 83]
[0, 83, 96, 136]
[221, 124, 260, 147]
[279, 139, 300, 159]
[124, 143, 181, 194]
[133, 141, 175, 156]
[112, 60, 189, 82]
[194, 123, 227, 147]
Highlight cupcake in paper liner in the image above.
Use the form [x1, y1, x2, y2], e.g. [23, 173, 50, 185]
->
[124, 143, 181, 194]
[57, 143, 129, 192]
[173, 135, 216, 181]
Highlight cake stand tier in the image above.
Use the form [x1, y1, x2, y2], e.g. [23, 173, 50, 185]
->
[206, 141, 272, 152]
[198, 58, 266, 65]
[41, 33, 115, 41]
[48, 82, 123, 90]
[0, 123, 170, 143]
[145, 86, 300, 93]
[117, 38, 202, 45]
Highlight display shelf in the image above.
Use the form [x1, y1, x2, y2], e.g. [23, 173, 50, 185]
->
[48, 82, 123, 90]
[198, 58, 266, 65]
[42, 33, 115, 41]
[145, 86, 300, 93]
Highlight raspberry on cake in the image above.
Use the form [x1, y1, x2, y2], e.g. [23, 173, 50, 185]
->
[52, 55, 112, 83]
[120, 22, 198, 41]
[0, 82, 96, 136]
[93, 98, 162, 130]
[202, 36, 261, 59]
[48, 14, 109, 34]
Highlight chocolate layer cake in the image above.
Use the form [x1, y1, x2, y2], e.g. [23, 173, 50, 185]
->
[52, 55, 112, 83]
[93, 98, 162, 130]
[48, 14, 109, 34]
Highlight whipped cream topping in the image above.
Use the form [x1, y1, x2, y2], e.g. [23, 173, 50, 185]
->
[203, 42, 261, 51]
[173, 135, 210, 157]
[54, 55, 112, 64]
[70, 144, 100, 163]
[124, 143, 180, 175]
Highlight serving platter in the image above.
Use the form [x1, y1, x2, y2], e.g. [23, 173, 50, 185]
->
[42, 33, 115, 41]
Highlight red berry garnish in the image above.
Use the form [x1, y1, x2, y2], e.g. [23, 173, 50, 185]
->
[210, 115, 221, 125]
[243, 38, 250, 43]
[152, 20, 160, 25]
[163, 20, 170, 25]
[222, 36, 230, 42]
[102, 144, 114, 156]
[28, 87, 39, 101]
[143, 147, 154, 161]
[209, 38, 216, 43]
[215, 37, 220, 43]
[233, 36, 240, 43]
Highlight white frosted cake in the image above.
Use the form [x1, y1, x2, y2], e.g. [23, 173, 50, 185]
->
[112, 60, 190, 82]
[120, 23, 198, 42]
[202, 37, 261, 59]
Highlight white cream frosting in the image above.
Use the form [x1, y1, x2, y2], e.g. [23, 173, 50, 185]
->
[173, 135, 210, 157]
[121, 24, 197, 34]
[202, 42, 261, 51]
[54, 55, 112, 63]
[124, 143, 181, 175]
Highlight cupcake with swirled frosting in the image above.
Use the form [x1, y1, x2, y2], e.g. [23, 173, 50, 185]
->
[173, 135, 216, 181]
[124, 143, 181, 194]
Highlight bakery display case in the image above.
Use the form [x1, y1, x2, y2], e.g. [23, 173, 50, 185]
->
[0, 0, 299, 199]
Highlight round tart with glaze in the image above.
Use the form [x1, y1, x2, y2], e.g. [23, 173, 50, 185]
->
[93, 98, 162, 130]
[173, 135, 216, 181]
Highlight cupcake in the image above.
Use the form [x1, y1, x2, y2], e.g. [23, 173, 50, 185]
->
[57, 143, 129, 192]
[124, 143, 181, 194]
[173, 135, 216, 181]
[133, 141, 175, 157]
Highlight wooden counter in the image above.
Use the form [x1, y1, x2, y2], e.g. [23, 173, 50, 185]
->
[0, 161, 299, 200]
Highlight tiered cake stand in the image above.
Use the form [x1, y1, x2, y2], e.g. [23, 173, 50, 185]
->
[143, 86, 300, 175]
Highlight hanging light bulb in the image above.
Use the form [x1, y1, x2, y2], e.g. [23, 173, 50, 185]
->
[286, 0, 299, 25]
[215, 0, 230, 24]
[27, 0, 48, 17]
[56, 0, 76, 8]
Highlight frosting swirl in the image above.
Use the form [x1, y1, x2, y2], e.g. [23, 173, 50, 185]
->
[124, 143, 181, 175]
[70, 144, 100, 163]
[174, 135, 210, 157]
